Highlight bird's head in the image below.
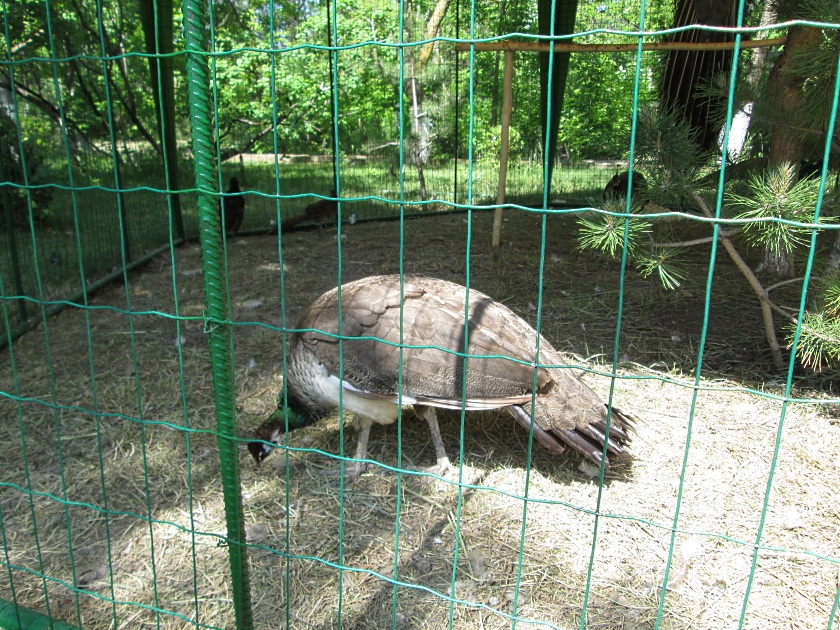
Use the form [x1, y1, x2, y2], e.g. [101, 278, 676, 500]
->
[247, 396, 318, 464]
[247, 436, 275, 464]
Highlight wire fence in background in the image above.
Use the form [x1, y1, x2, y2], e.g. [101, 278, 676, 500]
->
[1, 0, 840, 628]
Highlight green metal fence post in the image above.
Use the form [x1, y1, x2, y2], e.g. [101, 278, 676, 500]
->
[181, 0, 253, 627]
[139, 0, 185, 242]
[0, 161, 26, 325]
[113, 148, 131, 263]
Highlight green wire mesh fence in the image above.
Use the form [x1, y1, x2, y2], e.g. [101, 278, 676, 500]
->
[2, 0, 840, 628]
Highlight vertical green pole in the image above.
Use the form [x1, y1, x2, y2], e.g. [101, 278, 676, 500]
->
[139, 0, 185, 241]
[113, 150, 131, 263]
[181, 0, 253, 627]
[0, 162, 26, 325]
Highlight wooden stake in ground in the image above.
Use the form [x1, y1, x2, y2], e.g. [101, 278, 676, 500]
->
[492, 50, 514, 247]
[477, 35, 786, 246]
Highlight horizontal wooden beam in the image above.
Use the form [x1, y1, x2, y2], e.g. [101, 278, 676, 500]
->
[454, 35, 787, 53]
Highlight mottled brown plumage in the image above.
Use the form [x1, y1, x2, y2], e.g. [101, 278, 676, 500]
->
[249, 274, 633, 479]
[281, 190, 337, 232]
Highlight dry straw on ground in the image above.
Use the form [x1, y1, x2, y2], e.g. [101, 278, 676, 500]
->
[1, 209, 838, 629]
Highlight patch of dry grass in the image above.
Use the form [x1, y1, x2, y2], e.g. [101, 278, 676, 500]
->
[1, 210, 838, 629]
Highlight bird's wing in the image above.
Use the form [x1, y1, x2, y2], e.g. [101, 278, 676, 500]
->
[297, 274, 560, 410]
[293, 274, 633, 466]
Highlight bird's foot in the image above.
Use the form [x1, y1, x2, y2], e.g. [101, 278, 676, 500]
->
[320, 461, 367, 483]
[406, 456, 453, 478]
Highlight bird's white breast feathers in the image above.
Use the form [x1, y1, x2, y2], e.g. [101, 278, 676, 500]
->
[312, 361, 414, 424]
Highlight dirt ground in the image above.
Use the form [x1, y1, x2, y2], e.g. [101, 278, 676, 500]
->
[1, 208, 838, 629]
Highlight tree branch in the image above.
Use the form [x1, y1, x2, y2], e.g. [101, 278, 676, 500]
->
[10, 28, 46, 56]
[652, 230, 737, 248]
[418, 0, 452, 68]
[692, 191, 785, 369]
[0, 77, 99, 152]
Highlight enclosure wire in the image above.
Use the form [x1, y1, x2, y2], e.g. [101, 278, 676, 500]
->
[510, 0, 560, 626]
[578, 0, 642, 622]
[392, 0, 409, 624]
[8, 461, 837, 564]
[445, 1, 479, 626]
[0, 275, 37, 630]
[263, 1, 295, 626]
[82, 1, 130, 625]
[0, 0, 62, 624]
[653, 2, 746, 627]
[738, 32, 840, 630]
[8, 21, 826, 64]
[1, 421, 837, 621]
[327, 0, 339, 193]
[87, 0, 168, 623]
[4, 7, 840, 630]
[0, 553, 222, 628]
[453, 0, 460, 207]
[561, 1, 644, 626]
[329, 0, 349, 624]
[42, 1, 95, 624]
[819, 68, 840, 630]
[155, 0, 203, 624]
[0, 420, 840, 568]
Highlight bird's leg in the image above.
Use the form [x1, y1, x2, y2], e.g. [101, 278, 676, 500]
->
[323, 416, 371, 482]
[345, 416, 372, 481]
[409, 405, 453, 476]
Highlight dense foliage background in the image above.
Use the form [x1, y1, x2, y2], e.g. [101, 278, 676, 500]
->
[1, 0, 680, 164]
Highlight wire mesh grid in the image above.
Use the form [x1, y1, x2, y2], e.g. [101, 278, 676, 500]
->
[1, 0, 840, 628]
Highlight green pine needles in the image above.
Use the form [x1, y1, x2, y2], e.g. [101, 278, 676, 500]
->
[726, 163, 826, 254]
[578, 102, 839, 372]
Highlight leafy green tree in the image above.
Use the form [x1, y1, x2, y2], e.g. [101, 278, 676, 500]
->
[210, 0, 396, 156]
[1, 0, 163, 152]
[0, 106, 52, 226]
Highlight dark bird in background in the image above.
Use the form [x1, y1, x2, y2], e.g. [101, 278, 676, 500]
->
[219, 177, 245, 236]
[249, 274, 633, 480]
[281, 190, 338, 232]
[798, 159, 825, 181]
[604, 171, 647, 203]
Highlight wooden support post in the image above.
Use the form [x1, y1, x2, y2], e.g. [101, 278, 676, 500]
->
[454, 36, 786, 53]
[492, 49, 514, 247]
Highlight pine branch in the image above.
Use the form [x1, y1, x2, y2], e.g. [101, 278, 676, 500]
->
[692, 191, 785, 369]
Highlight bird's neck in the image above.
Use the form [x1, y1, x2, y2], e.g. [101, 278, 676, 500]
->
[266, 408, 315, 433]
[269, 390, 323, 432]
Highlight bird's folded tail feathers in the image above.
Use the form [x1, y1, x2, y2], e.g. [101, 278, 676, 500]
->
[280, 213, 308, 232]
[513, 403, 634, 468]
[508, 406, 567, 455]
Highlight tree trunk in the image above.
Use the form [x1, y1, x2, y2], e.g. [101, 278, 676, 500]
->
[661, 0, 738, 151]
[767, 25, 821, 167]
[827, 230, 840, 272]
[764, 24, 823, 278]
[538, 0, 578, 188]
[139, 0, 184, 239]
[730, 1, 776, 159]
[399, 0, 451, 201]
[406, 73, 429, 199]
